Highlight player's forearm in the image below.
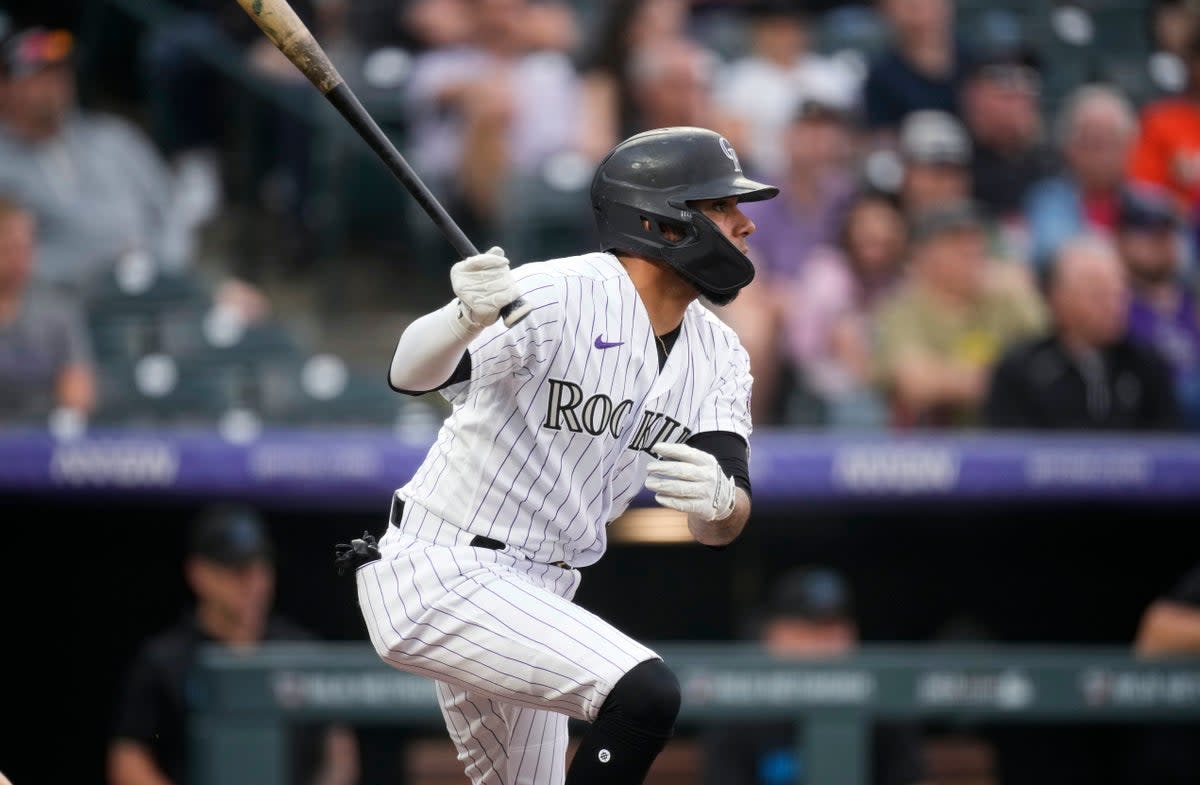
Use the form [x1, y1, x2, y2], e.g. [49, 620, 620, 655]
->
[688, 489, 749, 547]
[1136, 601, 1200, 655]
[309, 727, 360, 785]
[388, 301, 478, 392]
[893, 357, 984, 411]
[107, 741, 176, 785]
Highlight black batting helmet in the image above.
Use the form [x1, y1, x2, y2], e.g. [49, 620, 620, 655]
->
[590, 127, 779, 304]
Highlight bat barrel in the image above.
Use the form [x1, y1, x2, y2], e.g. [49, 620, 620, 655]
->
[235, 0, 532, 326]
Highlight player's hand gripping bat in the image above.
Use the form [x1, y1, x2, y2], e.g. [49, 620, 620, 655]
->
[232, 0, 533, 327]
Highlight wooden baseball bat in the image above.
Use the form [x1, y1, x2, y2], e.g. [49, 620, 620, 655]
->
[232, 0, 533, 327]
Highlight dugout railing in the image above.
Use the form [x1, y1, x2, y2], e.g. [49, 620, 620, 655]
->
[189, 642, 1200, 785]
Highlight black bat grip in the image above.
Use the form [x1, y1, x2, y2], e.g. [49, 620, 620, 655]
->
[323, 83, 532, 327]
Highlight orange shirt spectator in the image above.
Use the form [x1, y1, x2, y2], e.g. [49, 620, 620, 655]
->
[1129, 30, 1200, 216]
[1128, 97, 1200, 216]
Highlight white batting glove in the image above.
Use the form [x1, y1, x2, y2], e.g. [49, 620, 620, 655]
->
[448, 246, 521, 340]
[645, 442, 737, 522]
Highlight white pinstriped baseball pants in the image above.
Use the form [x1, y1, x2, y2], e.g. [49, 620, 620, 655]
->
[355, 501, 660, 785]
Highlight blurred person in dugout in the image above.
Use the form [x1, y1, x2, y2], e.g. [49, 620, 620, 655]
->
[0, 195, 95, 424]
[108, 504, 360, 785]
[1124, 560, 1200, 785]
[0, 25, 266, 318]
[1114, 185, 1200, 427]
[404, 0, 581, 234]
[872, 200, 1045, 428]
[983, 235, 1179, 430]
[701, 566, 931, 785]
[1024, 84, 1140, 274]
[723, 98, 858, 423]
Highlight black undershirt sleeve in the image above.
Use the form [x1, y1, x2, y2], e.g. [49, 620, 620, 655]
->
[388, 351, 473, 396]
[686, 431, 751, 497]
[685, 431, 751, 551]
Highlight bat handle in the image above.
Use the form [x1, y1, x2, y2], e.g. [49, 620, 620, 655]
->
[500, 298, 533, 327]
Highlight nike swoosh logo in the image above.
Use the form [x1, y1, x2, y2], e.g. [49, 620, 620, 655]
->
[594, 335, 624, 349]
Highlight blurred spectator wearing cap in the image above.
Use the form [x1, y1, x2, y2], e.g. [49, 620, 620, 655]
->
[721, 98, 856, 423]
[108, 504, 360, 785]
[1115, 185, 1200, 427]
[405, 0, 581, 233]
[0, 25, 267, 319]
[984, 235, 1179, 430]
[1024, 85, 1140, 273]
[890, 108, 1028, 266]
[785, 191, 908, 427]
[1130, 27, 1200, 224]
[0, 194, 95, 424]
[700, 566, 931, 785]
[893, 109, 972, 218]
[960, 46, 1056, 233]
[873, 201, 1045, 427]
[0, 26, 189, 292]
[713, 0, 861, 176]
[862, 0, 971, 136]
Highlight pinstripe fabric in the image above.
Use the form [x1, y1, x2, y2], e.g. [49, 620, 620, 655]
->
[365, 251, 755, 783]
[357, 508, 657, 784]
[396, 252, 754, 569]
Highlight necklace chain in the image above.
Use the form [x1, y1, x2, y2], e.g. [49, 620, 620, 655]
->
[656, 333, 669, 357]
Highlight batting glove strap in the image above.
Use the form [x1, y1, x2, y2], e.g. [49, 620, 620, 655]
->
[443, 299, 485, 344]
[645, 442, 737, 522]
[449, 246, 521, 330]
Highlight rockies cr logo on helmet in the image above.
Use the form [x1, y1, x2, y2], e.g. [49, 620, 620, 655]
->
[719, 136, 742, 173]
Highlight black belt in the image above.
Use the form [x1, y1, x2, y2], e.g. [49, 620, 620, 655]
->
[390, 499, 573, 570]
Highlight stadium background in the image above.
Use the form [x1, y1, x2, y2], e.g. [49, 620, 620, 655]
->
[1, 0, 1199, 784]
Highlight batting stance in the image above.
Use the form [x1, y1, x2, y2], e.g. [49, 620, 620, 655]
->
[342, 127, 778, 785]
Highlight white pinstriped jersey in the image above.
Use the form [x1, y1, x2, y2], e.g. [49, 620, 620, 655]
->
[397, 251, 753, 568]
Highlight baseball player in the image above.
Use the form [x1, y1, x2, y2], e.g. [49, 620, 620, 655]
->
[339, 126, 778, 785]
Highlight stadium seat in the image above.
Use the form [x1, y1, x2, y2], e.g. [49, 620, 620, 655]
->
[85, 265, 214, 365]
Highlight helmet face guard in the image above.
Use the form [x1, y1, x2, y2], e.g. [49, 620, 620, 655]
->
[590, 127, 779, 303]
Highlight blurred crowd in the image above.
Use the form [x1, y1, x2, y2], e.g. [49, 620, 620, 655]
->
[1, 0, 1199, 433]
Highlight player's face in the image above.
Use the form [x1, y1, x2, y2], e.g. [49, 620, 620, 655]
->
[764, 617, 857, 657]
[192, 557, 275, 629]
[0, 64, 75, 140]
[690, 197, 756, 253]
